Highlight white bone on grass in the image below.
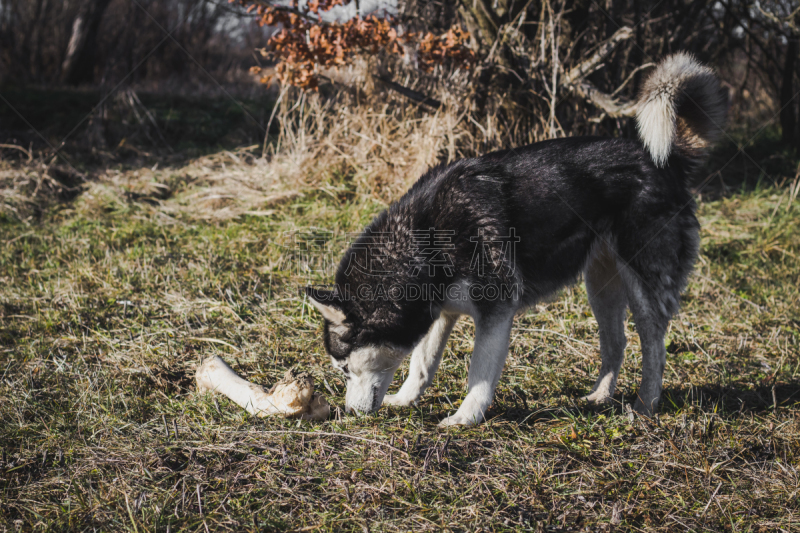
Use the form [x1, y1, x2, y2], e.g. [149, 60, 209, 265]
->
[195, 356, 330, 421]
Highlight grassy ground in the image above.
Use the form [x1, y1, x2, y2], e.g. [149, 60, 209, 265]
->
[0, 153, 799, 532]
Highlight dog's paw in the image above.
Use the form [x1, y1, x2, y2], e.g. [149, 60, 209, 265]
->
[438, 412, 480, 427]
[632, 398, 656, 418]
[582, 390, 613, 405]
[383, 393, 417, 407]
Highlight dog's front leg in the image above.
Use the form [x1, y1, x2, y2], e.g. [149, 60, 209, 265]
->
[384, 312, 458, 407]
[439, 312, 514, 427]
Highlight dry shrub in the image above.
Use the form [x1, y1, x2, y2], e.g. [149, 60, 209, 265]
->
[0, 161, 38, 221]
[254, 61, 508, 201]
[0, 154, 86, 221]
[266, 92, 464, 199]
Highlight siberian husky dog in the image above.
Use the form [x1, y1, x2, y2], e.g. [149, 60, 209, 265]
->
[306, 53, 727, 426]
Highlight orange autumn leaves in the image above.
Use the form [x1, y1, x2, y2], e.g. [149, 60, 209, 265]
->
[417, 25, 473, 73]
[235, 0, 476, 89]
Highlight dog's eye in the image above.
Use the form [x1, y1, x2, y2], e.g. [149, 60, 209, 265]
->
[341, 365, 349, 377]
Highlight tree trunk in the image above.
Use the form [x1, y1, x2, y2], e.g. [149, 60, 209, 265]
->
[28, 0, 50, 81]
[60, 0, 112, 85]
[780, 37, 798, 145]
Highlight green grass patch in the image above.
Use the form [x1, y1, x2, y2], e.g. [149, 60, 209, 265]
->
[1, 175, 799, 531]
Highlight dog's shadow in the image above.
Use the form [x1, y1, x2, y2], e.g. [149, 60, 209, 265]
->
[659, 381, 800, 416]
[485, 381, 800, 425]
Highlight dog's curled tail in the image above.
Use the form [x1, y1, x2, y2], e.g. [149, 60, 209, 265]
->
[636, 52, 727, 168]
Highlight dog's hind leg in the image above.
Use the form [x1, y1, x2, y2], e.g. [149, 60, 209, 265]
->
[583, 244, 628, 405]
[621, 214, 699, 416]
[623, 274, 671, 416]
[439, 311, 515, 427]
[383, 312, 458, 407]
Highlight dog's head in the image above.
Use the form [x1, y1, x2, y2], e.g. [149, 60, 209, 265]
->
[305, 287, 411, 414]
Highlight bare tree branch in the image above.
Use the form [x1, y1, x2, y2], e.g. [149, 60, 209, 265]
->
[573, 80, 637, 118]
[373, 76, 442, 109]
[557, 26, 637, 118]
[239, 0, 329, 25]
[757, 3, 800, 37]
[560, 26, 633, 88]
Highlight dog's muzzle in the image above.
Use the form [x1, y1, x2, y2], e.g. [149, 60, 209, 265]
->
[345, 385, 381, 415]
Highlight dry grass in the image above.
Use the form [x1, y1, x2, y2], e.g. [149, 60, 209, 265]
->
[0, 148, 798, 531]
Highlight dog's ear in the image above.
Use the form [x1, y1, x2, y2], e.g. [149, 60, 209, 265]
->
[305, 287, 347, 325]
